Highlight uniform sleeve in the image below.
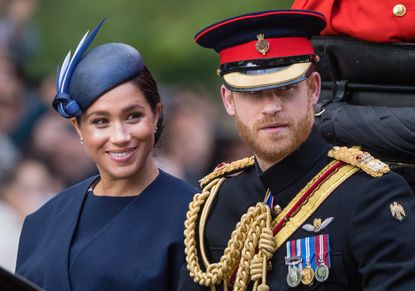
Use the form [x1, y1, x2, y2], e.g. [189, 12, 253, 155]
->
[349, 172, 415, 290]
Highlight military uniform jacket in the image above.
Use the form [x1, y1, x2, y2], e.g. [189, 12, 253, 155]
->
[178, 129, 415, 290]
[16, 171, 195, 291]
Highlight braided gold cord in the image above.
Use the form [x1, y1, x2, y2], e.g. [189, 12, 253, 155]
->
[250, 254, 263, 282]
[184, 177, 275, 290]
[234, 203, 274, 290]
[199, 178, 227, 267]
[234, 212, 263, 290]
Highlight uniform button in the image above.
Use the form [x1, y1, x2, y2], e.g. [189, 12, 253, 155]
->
[393, 4, 407, 17]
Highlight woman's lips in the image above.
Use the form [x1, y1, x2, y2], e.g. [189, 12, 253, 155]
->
[107, 147, 137, 163]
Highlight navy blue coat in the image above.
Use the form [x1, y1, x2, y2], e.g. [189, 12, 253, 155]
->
[16, 170, 195, 291]
[178, 129, 415, 290]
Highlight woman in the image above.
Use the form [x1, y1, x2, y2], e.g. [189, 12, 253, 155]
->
[15, 19, 195, 290]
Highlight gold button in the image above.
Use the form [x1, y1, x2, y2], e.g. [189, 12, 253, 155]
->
[393, 4, 407, 16]
[274, 204, 282, 215]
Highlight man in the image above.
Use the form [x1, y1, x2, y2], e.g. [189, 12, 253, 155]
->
[178, 9, 415, 291]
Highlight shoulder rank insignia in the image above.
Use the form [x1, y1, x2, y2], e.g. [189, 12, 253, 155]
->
[302, 217, 334, 233]
[390, 201, 406, 222]
[199, 156, 255, 188]
[328, 146, 390, 177]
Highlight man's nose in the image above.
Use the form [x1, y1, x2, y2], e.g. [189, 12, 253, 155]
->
[261, 91, 282, 116]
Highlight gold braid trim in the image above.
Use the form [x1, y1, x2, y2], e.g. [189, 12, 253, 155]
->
[199, 156, 255, 188]
[328, 146, 390, 177]
[271, 162, 359, 250]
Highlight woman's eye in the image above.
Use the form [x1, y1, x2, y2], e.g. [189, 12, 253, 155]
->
[127, 112, 143, 120]
[92, 118, 107, 126]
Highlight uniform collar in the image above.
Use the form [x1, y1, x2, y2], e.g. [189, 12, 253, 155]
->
[257, 127, 331, 196]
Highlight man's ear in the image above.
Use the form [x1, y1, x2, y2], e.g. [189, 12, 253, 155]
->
[307, 71, 321, 106]
[71, 118, 83, 140]
[221, 85, 236, 116]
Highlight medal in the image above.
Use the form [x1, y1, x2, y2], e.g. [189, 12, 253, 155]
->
[314, 234, 331, 282]
[287, 265, 302, 287]
[285, 256, 302, 287]
[300, 236, 315, 285]
[285, 239, 303, 288]
[301, 264, 314, 286]
[315, 262, 329, 282]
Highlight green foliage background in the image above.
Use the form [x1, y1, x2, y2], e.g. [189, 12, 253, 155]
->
[27, 0, 294, 91]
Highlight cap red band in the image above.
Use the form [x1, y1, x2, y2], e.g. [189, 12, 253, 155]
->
[219, 37, 315, 64]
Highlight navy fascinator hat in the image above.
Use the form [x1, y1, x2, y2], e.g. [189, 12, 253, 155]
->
[53, 19, 145, 118]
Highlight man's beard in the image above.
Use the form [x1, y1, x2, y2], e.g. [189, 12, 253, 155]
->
[236, 106, 314, 164]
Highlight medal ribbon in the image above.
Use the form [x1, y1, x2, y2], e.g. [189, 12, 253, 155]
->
[285, 239, 302, 272]
[265, 190, 274, 209]
[314, 234, 331, 266]
[296, 239, 302, 270]
[301, 236, 315, 269]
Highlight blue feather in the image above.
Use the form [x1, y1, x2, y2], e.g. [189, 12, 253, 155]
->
[58, 50, 72, 91]
[59, 18, 106, 93]
[56, 65, 60, 91]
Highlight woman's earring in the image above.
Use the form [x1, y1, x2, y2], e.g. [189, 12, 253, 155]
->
[80, 138, 84, 144]
[153, 126, 158, 133]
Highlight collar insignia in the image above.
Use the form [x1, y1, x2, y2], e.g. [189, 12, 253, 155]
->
[255, 33, 270, 55]
[302, 217, 334, 233]
[390, 202, 406, 222]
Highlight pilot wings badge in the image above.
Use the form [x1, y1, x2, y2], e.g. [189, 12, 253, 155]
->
[302, 217, 334, 233]
[390, 202, 406, 222]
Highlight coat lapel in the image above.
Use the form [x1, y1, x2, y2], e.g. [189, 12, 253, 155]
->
[50, 176, 98, 290]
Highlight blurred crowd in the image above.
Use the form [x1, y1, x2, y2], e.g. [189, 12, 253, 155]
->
[0, 0, 252, 272]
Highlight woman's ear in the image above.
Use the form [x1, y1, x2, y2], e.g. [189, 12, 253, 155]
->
[221, 85, 236, 116]
[71, 118, 83, 140]
[154, 103, 162, 128]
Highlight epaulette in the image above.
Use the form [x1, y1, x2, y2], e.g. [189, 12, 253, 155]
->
[328, 146, 390, 177]
[199, 156, 255, 188]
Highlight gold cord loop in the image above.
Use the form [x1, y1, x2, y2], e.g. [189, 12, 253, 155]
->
[184, 178, 274, 290]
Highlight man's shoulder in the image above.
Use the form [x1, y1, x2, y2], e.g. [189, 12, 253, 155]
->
[328, 146, 390, 177]
[199, 156, 256, 188]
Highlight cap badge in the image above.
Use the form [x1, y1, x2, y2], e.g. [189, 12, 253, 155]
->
[255, 33, 269, 55]
[390, 201, 406, 222]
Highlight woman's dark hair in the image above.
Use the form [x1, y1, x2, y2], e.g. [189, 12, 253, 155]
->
[131, 66, 164, 144]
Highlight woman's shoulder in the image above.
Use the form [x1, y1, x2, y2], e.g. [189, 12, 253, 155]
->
[25, 175, 98, 222]
[157, 170, 197, 193]
[151, 170, 197, 207]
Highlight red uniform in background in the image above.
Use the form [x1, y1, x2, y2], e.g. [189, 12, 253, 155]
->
[292, 0, 415, 42]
